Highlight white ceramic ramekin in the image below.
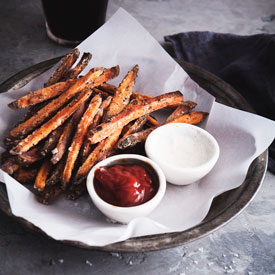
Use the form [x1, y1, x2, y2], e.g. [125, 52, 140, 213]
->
[86, 154, 166, 224]
[145, 123, 220, 185]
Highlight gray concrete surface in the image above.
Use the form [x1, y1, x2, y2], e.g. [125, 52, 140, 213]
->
[0, 0, 275, 274]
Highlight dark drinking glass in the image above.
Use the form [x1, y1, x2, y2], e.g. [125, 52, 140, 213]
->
[41, 0, 108, 46]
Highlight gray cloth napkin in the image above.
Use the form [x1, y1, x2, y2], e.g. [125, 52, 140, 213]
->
[165, 32, 275, 173]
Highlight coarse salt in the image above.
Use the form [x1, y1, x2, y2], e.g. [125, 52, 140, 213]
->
[52, 148, 58, 154]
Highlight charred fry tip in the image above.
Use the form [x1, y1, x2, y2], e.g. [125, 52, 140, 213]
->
[82, 52, 92, 60]
[131, 64, 139, 75]
[8, 102, 17, 110]
[183, 100, 197, 108]
[111, 65, 120, 77]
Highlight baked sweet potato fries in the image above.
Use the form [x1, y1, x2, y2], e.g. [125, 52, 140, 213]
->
[0, 49, 208, 204]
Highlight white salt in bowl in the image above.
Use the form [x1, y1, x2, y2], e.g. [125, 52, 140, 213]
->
[145, 123, 220, 185]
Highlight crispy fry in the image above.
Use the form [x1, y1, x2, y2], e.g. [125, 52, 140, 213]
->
[165, 101, 197, 123]
[3, 136, 20, 149]
[99, 83, 153, 101]
[0, 144, 44, 174]
[118, 109, 207, 150]
[45, 48, 80, 87]
[79, 96, 112, 162]
[147, 115, 160, 127]
[167, 112, 208, 124]
[98, 83, 117, 94]
[16, 144, 44, 165]
[62, 94, 102, 187]
[117, 127, 155, 150]
[13, 167, 38, 184]
[40, 124, 64, 156]
[9, 66, 119, 139]
[8, 79, 77, 110]
[121, 115, 148, 138]
[66, 180, 87, 200]
[6, 101, 50, 144]
[62, 52, 92, 80]
[51, 102, 86, 164]
[92, 95, 112, 126]
[88, 91, 184, 144]
[99, 82, 160, 125]
[93, 87, 110, 98]
[36, 183, 63, 204]
[74, 71, 135, 184]
[10, 87, 94, 155]
[74, 129, 121, 184]
[0, 158, 20, 175]
[34, 160, 52, 191]
[9, 67, 106, 138]
[47, 157, 66, 186]
[103, 65, 139, 122]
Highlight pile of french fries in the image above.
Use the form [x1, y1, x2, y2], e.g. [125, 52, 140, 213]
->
[0, 48, 208, 204]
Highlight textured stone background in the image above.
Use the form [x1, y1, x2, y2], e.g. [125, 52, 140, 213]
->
[0, 1, 275, 274]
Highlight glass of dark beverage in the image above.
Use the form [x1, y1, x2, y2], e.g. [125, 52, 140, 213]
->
[41, 0, 108, 46]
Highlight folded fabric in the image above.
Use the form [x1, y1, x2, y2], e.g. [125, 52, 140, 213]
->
[165, 32, 275, 173]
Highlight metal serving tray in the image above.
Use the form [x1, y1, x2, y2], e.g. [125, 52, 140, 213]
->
[0, 57, 267, 252]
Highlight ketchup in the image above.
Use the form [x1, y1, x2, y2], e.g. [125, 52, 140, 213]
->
[94, 164, 158, 207]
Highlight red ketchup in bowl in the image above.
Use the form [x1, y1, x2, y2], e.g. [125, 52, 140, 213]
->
[94, 164, 158, 207]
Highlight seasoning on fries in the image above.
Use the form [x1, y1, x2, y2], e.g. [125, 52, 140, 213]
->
[0, 48, 208, 204]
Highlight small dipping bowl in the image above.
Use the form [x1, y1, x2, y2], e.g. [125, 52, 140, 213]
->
[145, 123, 220, 185]
[87, 154, 166, 224]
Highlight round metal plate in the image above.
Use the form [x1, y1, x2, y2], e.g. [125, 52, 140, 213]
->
[0, 57, 267, 252]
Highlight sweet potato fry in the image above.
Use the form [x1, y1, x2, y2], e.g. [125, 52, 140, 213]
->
[74, 129, 121, 185]
[62, 52, 92, 80]
[36, 183, 63, 205]
[45, 48, 80, 87]
[79, 96, 112, 162]
[51, 102, 86, 164]
[99, 82, 160, 125]
[99, 83, 153, 101]
[98, 83, 117, 95]
[10, 87, 94, 155]
[34, 159, 52, 191]
[120, 115, 148, 138]
[40, 124, 64, 156]
[165, 101, 197, 123]
[16, 144, 44, 165]
[88, 91, 184, 144]
[92, 95, 112, 126]
[66, 180, 86, 200]
[117, 127, 155, 150]
[147, 115, 160, 127]
[47, 157, 65, 186]
[9, 66, 119, 139]
[62, 94, 102, 187]
[6, 101, 50, 144]
[167, 112, 208, 124]
[93, 87, 110, 99]
[3, 136, 20, 149]
[103, 65, 139, 122]
[8, 79, 77, 110]
[118, 109, 207, 150]
[74, 71, 134, 185]
[13, 167, 38, 184]
[0, 158, 20, 175]
[1, 143, 44, 174]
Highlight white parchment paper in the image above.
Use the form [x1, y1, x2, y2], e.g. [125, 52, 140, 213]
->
[0, 8, 275, 246]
